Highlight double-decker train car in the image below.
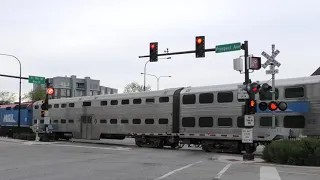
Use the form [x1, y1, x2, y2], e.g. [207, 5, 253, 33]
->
[31, 75, 320, 152]
[0, 103, 34, 137]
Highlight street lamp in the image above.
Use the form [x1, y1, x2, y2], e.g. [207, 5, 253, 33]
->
[141, 73, 171, 90]
[0, 53, 22, 136]
[143, 57, 171, 91]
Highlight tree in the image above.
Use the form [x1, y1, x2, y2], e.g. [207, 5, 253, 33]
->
[0, 91, 16, 105]
[23, 87, 46, 102]
[123, 82, 151, 93]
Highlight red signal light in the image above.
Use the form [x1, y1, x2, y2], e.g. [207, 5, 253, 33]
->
[196, 38, 203, 44]
[150, 44, 155, 50]
[249, 100, 255, 107]
[269, 101, 278, 111]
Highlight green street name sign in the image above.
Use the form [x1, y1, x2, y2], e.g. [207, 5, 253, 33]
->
[215, 42, 242, 53]
[28, 75, 46, 84]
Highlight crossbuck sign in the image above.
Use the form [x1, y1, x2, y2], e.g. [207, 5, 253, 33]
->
[261, 49, 281, 74]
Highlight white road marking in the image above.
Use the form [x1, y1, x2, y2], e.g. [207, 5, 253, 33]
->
[213, 164, 232, 179]
[260, 166, 281, 180]
[51, 144, 131, 151]
[154, 161, 202, 180]
[277, 170, 320, 176]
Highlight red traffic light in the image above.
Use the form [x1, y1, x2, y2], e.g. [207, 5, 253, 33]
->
[150, 43, 155, 50]
[249, 100, 256, 107]
[268, 101, 278, 111]
[47, 87, 55, 95]
[196, 38, 203, 44]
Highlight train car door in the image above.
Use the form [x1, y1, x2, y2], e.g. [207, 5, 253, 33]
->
[80, 115, 93, 139]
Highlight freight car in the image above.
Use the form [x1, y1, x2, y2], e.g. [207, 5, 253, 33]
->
[0, 103, 34, 138]
[31, 75, 320, 153]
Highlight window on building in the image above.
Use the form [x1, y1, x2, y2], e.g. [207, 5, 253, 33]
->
[159, 97, 169, 103]
[60, 89, 67, 97]
[182, 117, 195, 127]
[69, 103, 75, 107]
[61, 104, 67, 108]
[218, 118, 232, 127]
[217, 92, 233, 103]
[199, 117, 213, 127]
[61, 119, 66, 124]
[40, 120, 44, 124]
[100, 119, 107, 124]
[183, 94, 196, 104]
[133, 119, 141, 124]
[54, 104, 59, 108]
[285, 87, 305, 98]
[145, 118, 154, 124]
[68, 119, 74, 123]
[199, 93, 214, 104]
[159, 118, 169, 124]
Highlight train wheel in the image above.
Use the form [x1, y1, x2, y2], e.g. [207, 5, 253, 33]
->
[135, 138, 144, 147]
[170, 143, 178, 149]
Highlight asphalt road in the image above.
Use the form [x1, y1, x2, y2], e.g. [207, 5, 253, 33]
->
[0, 138, 319, 180]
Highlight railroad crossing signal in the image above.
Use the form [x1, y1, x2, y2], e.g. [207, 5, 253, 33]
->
[261, 49, 281, 74]
[150, 42, 158, 62]
[248, 99, 257, 114]
[47, 87, 55, 95]
[248, 56, 261, 70]
[195, 36, 205, 58]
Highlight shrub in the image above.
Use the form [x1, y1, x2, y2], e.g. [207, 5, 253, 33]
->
[262, 137, 320, 166]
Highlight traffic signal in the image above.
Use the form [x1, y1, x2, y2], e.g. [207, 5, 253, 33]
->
[41, 100, 48, 110]
[248, 99, 257, 114]
[150, 42, 158, 62]
[258, 102, 268, 111]
[258, 101, 288, 111]
[268, 101, 278, 111]
[41, 110, 45, 117]
[260, 83, 272, 92]
[247, 82, 261, 94]
[46, 87, 55, 95]
[195, 36, 205, 58]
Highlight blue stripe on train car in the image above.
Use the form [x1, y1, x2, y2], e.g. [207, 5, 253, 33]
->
[0, 108, 33, 126]
[256, 101, 310, 113]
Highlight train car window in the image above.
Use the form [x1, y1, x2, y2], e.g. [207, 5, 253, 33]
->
[5, 107, 11, 110]
[133, 119, 141, 124]
[133, 99, 142, 104]
[159, 118, 169, 124]
[285, 87, 305, 98]
[68, 119, 74, 123]
[61, 104, 67, 108]
[217, 118, 232, 127]
[237, 116, 245, 128]
[199, 93, 214, 104]
[260, 117, 278, 127]
[217, 92, 233, 103]
[34, 105, 39, 109]
[145, 118, 154, 124]
[100, 101, 108, 106]
[53, 120, 59, 123]
[182, 117, 195, 127]
[183, 94, 196, 104]
[122, 99, 130, 105]
[48, 104, 52, 109]
[54, 104, 59, 108]
[159, 97, 169, 103]
[69, 103, 74, 107]
[111, 100, 118, 105]
[259, 88, 279, 100]
[61, 119, 67, 124]
[199, 117, 213, 127]
[100, 119, 107, 124]
[121, 119, 128, 124]
[83, 101, 91, 106]
[110, 119, 117, 124]
[146, 98, 155, 103]
[40, 120, 44, 124]
[284, 115, 305, 128]
[33, 120, 37, 124]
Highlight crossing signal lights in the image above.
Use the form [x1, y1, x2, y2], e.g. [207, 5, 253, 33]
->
[41, 110, 45, 117]
[248, 99, 256, 114]
[278, 101, 288, 111]
[268, 101, 278, 111]
[247, 82, 261, 94]
[258, 101, 288, 111]
[195, 36, 205, 58]
[150, 42, 158, 62]
[47, 87, 55, 95]
[258, 102, 268, 111]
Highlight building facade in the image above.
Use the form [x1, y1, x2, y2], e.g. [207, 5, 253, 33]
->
[33, 75, 118, 99]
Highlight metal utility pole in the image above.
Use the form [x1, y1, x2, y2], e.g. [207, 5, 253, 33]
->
[0, 54, 22, 137]
[261, 45, 281, 128]
[141, 73, 171, 90]
[143, 60, 150, 91]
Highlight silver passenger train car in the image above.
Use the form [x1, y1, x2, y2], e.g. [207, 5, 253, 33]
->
[32, 75, 320, 153]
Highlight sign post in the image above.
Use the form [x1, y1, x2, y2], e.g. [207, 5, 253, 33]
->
[261, 44, 281, 128]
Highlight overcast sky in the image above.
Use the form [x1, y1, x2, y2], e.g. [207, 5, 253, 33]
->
[0, 0, 319, 98]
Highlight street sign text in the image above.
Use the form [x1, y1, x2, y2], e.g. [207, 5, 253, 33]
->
[216, 42, 241, 53]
